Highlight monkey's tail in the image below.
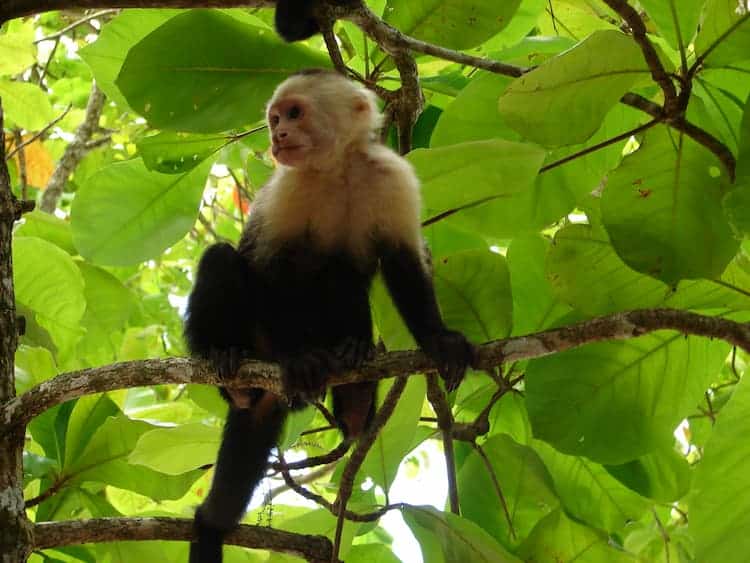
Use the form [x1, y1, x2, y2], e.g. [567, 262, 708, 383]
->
[274, 0, 319, 42]
[190, 397, 286, 563]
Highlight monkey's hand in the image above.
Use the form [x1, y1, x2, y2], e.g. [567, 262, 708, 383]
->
[280, 349, 342, 403]
[421, 330, 475, 392]
[335, 337, 376, 369]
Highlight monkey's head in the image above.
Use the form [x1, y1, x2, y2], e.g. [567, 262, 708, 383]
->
[267, 70, 382, 169]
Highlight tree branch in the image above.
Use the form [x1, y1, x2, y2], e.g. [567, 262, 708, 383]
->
[3, 308, 750, 431]
[40, 83, 106, 212]
[32, 517, 332, 562]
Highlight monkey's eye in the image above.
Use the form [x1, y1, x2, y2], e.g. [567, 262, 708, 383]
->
[287, 105, 302, 120]
[270, 114, 280, 127]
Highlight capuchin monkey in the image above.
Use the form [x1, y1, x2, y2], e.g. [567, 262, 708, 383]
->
[185, 70, 474, 563]
[275, 0, 355, 42]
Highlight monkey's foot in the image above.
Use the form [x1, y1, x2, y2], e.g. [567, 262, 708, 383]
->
[208, 346, 244, 380]
[335, 337, 376, 369]
[281, 349, 341, 402]
[422, 330, 476, 392]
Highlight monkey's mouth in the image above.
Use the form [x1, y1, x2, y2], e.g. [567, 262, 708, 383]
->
[272, 144, 304, 157]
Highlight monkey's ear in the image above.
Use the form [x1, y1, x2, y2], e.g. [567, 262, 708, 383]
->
[354, 95, 371, 114]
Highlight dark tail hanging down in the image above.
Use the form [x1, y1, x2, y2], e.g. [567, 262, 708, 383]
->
[189, 398, 286, 563]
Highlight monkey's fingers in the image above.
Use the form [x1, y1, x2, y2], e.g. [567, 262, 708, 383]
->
[335, 337, 376, 369]
[209, 346, 243, 380]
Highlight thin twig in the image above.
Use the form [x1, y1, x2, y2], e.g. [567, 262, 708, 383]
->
[34, 9, 119, 43]
[6, 105, 71, 161]
[332, 377, 407, 562]
[473, 443, 516, 541]
[11, 131, 27, 199]
[426, 375, 459, 515]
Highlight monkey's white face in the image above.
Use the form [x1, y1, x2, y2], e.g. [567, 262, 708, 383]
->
[267, 95, 335, 168]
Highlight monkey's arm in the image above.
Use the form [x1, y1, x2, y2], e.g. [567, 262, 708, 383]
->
[184, 242, 256, 378]
[379, 242, 474, 390]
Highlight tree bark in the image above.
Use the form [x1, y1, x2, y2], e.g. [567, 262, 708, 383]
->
[0, 103, 33, 563]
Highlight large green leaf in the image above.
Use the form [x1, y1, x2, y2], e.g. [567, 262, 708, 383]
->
[433, 250, 513, 343]
[382, 0, 521, 51]
[602, 126, 738, 285]
[402, 505, 520, 563]
[116, 10, 328, 132]
[137, 131, 229, 174]
[508, 236, 573, 335]
[547, 224, 669, 315]
[129, 423, 220, 475]
[604, 444, 691, 503]
[79, 10, 180, 109]
[695, 0, 750, 67]
[359, 376, 426, 491]
[75, 263, 134, 366]
[526, 331, 729, 464]
[639, 0, 703, 52]
[723, 93, 750, 236]
[0, 79, 55, 130]
[15, 211, 76, 255]
[692, 376, 750, 563]
[13, 237, 86, 358]
[518, 509, 637, 562]
[71, 158, 210, 266]
[533, 440, 649, 533]
[430, 73, 517, 147]
[410, 139, 545, 221]
[498, 30, 648, 146]
[65, 414, 203, 499]
[457, 434, 558, 550]
[0, 21, 34, 75]
[537, 0, 619, 38]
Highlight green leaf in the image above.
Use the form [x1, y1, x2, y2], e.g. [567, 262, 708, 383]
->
[508, 235, 572, 335]
[433, 250, 513, 342]
[402, 505, 520, 563]
[605, 445, 691, 502]
[518, 509, 638, 562]
[547, 224, 668, 315]
[382, 0, 521, 51]
[723, 93, 750, 236]
[537, 0, 619, 38]
[76, 263, 134, 366]
[498, 30, 648, 146]
[116, 10, 329, 132]
[129, 423, 220, 475]
[79, 10, 181, 109]
[692, 376, 750, 563]
[137, 131, 228, 174]
[526, 331, 729, 464]
[360, 376, 426, 490]
[71, 158, 210, 266]
[430, 72, 518, 148]
[410, 140, 545, 221]
[458, 434, 558, 549]
[602, 126, 739, 285]
[639, 0, 702, 52]
[63, 395, 120, 469]
[695, 0, 750, 67]
[13, 237, 86, 358]
[533, 440, 649, 533]
[346, 544, 400, 563]
[66, 414, 203, 499]
[0, 21, 35, 75]
[15, 211, 76, 254]
[14, 345, 58, 394]
[0, 79, 56, 130]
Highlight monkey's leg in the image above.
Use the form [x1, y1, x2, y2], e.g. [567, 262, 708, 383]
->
[190, 392, 286, 563]
[184, 243, 255, 378]
[332, 382, 377, 439]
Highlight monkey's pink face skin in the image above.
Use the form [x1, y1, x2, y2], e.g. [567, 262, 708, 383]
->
[268, 96, 317, 167]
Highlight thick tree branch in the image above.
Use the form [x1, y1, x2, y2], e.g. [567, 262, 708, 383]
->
[602, 0, 678, 114]
[1, 0, 272, 22]
[3, 308, 749, 431]
[40, 83, 106, 212]
[32, 517, 332, 562]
